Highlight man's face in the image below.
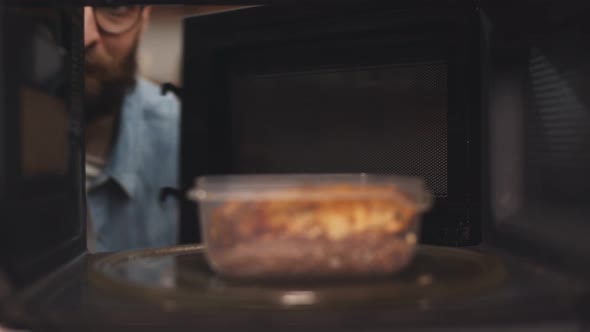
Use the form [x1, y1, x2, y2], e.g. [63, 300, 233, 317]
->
[84, 6, 151, 122]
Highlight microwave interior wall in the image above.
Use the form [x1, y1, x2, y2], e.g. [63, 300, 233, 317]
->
[485, 4, 590, 273]
[180, 4, 483, 247]
[0, 6, 85, 289]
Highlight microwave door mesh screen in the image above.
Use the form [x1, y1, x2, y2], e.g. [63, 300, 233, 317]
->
[230, 62, 448, 197]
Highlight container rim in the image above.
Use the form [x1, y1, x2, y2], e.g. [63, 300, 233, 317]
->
[187, 173, 432, 211]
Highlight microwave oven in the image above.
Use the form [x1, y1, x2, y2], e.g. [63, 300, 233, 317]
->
[1, 1, 590, 331]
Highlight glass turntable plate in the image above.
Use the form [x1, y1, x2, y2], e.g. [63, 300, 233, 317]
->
[89, 245, 506, 310]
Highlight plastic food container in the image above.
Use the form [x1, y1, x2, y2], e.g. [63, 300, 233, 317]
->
[188, 174, 432, 279]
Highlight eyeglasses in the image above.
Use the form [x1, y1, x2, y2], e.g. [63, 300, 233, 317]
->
[93, 6, 145, 35]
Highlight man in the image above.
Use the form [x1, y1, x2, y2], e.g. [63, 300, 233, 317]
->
[84, 5, 180, 252]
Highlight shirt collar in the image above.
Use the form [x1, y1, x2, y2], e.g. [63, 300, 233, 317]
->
[97, 80, 145, 198]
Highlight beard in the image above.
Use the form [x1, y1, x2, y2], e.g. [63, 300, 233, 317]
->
[84, 39, 139, 124]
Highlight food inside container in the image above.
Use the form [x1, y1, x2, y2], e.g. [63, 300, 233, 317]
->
[188, 174, 433, 279]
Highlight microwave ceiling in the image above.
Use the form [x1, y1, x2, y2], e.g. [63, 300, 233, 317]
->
[3, 0, 590, 40]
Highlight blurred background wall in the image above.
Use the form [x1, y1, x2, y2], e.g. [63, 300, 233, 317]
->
[138, 5, 243, 87]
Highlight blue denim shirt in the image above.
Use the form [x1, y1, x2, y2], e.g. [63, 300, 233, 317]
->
[87, 78, 180, 252]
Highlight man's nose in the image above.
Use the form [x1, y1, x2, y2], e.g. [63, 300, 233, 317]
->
[84, 6, 100, 48]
